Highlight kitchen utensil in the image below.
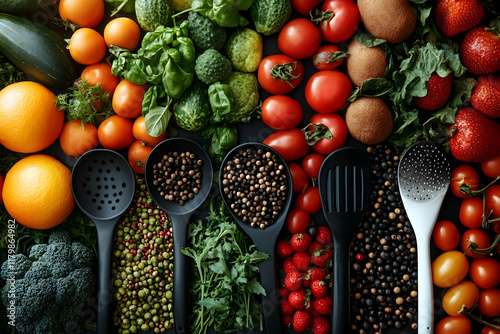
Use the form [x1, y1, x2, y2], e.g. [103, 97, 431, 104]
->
[318, 146, 371, 334]
[71, 149, 136, 334]
[219, 142, 293, 334]
[145, 138, 213, 334]
[398, 140, 451, 334]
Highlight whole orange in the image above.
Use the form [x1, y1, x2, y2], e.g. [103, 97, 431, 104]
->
[2, 154, 75, 229]
[0, 81, 64, 153]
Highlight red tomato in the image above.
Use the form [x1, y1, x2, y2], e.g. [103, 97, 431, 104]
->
[132, 116, 168, 147]
[97, 115, 135, 151]
[486, 185, 500, 217]
[288, 163, 310, 193]
[432, 250, 469, 288]
[478, 288, 500, 318]
[482, 326, 500, 334]
[258, 54, 304, 94]
[482, 155, 500, 179]
[305, 70, 352, 113]
[263, 129, 309, 162]
[128, 140, 153, 174]
[261, 95, 303, 130]
[0, 174, 4, 204]
[302, 153, 325, 180]
[59, 0, 104, 28]
[469, 257, 500, 289]
[442, 280, 479, 317]
[461, 228, 490, 258]
[81, 62, 120, 97]
[104, 17, 141, 50]
[291, 0, 322, 15]
[435, 316, 472, 334]
[278, 18, 322, 59]
[296, 186, 322, 214]
[459, 197, 484, 229]
[307, 113, 348, 155]
[312, 45, 347, 71]
[432, 220, 460, 251]
[112, 80, 146, 118]
[59, 120, 99, 159]
[286, 208, 311, 234]
[69, 28, 107, 65]
[318, 0, 360, 43]
[450, 165, 480, 198]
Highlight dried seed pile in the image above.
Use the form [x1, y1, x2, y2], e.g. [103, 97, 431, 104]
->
[151, 150, 203, 205]
[221, 146, 288, 229]
[350, 145, 418, 334]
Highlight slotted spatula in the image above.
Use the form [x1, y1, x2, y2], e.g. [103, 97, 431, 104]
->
[318, 147, 371, 334]
[398, 140, 451, 334]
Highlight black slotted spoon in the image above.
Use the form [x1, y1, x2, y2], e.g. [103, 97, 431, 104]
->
[318, 147, 371, 334]
[71, 149, 136, 334]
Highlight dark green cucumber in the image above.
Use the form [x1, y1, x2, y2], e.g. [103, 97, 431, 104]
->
[0, 0, 57, 13]
[0, 13, 75, 89]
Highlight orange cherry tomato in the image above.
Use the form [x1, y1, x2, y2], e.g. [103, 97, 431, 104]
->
[59, 120, 99, 159]
[442, 281, 479, 317]
[432, 250, 469, 288]
[97, 115, 134, 151]
[435, 316, 472, 334]
[112, 80, 146, 118]
[59, 0, 105, 28]
[104, 17, 141, 50]
[132, 116, 167, 147]
[432, 220, 460, 251]
[128, 140, 153, 174]
[80, 62, 120, 97]
[69, 28, 107, 65]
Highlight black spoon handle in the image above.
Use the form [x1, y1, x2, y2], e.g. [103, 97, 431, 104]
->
[171, 214, 190, 334]
[332, 242, 350, 334]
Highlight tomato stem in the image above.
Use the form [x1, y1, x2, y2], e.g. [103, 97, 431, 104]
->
[467, 233, 500, 255]
[301, 123, 333, 146]
[269, 62, 302, 88]
[459, 304, 500, 330]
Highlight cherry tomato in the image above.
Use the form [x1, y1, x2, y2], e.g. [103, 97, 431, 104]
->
[307, 113, 348, 155]
[261, 95, 303, 130]
[290, 0, 322, 15]
[459, 196, 484, 229]
[435, 316, 472, 334]
[478, 288, 500, 318]
[305, 70, 352, 113]
[0, 174, 4, 204]
[263, 129, 309, 162]
[80, 62, 120, 97]
[59, 0, 104, 28]
[104, 17, 141, 50]
[482, 155, 500, 179]
[286, 208, 311, 234]
[482, 326, 500, 334]
[112, 80, 146, 119]
[432, 220, 460, 251]
[442, 280, 479, 317]
[318, 0, 360, 43]
[432, 250, 469, 288]
[312, 45, 348, 71]
[469, 257, 500, 289]
[289, 163, 310, 193]
[133, 116, 168, 147]
[258, 54, 304, 95]
[486, 185, 500, 217]
[278, 18, 322, 59]
[69, 28, 107, 65]
[296, 186, 321, 214]
[461, 228, 490, 258]
[128, 140, 153, 174]
[59, 120, 99, 159]
[450, 165, 480, 198]
[97, 115, 135, 151]
[302, 153, 325, 180]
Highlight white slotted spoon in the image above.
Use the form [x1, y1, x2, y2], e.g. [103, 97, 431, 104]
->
[397, 141, 451, 334]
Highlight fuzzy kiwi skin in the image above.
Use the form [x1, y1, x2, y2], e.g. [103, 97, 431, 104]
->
[357, 0, 416, 44]
[345, 97, 393, 145]
[346, 39, 387, 87]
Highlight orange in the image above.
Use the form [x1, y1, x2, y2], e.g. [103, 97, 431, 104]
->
[0, 81, 64, 153]
[2, 154, 75, 229]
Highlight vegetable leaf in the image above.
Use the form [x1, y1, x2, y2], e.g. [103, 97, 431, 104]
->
[145, 100, 172, 137]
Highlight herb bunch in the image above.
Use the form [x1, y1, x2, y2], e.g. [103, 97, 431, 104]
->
[0, 54, 24, 90]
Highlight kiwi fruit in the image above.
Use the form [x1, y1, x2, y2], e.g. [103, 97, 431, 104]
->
[346, 39, 387, 87]
[357, 0, 416, 44]
[345, 97, 393, 145]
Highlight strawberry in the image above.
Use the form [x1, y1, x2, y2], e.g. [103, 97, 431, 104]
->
[312, 296, 332, 315]
[284, 271, 303, 291]
[277, 240, 294, 258]
[283, 256, 299, 274]
[290, 233, 312, 252]
[308, 241, 323, 255]
[293, 309, 312, 332]
[312, 315, 330, 334]
[282, 314, 293, 327]
[307, 267, 328, 282]
[460, 26, 500, 75]
[293, 252, 311, 271]
[279, 286, 290, 299]
[311, 249, 333, 268]
[310, 279, 328, 298]
[414, 72, 452, 111]
[281, 298, 295, 315]
[449, 108, 500, 162]
[433, 0, 484, 37]
[471, 75, 500, 118]
[315, 226, 332, 245]
[288, 289, 310, 309]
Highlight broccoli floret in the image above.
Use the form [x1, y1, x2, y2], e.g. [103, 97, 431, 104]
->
[40, 242, 72, 264]
[0, 253, 31, 280]
[51, 261, 74, 278]
[34, 315, 61, 334]
[71, 242, 95, 269]
[48, 230, 71, 245]
[24, 261, 51, 280]
[57, 267, 96, 306]
[24, 278, 56, 320]
[2, 278, 29, 308]
[28, 244, 47, 261]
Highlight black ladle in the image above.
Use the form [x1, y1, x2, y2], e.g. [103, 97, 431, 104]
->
[219, 142, 293, 334]
[144, 138, 213, 334]
[71, 149, 136, 334]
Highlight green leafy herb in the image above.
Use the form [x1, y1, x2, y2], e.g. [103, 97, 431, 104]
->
[207, 125, 238, 163]
[187, 0, 254, 27]
[208, 82, 235, 123]
[0, 54, 24, 90]
[105, 0, 136, 16]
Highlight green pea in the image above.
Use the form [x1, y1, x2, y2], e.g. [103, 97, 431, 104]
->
[165, 291, 173, 299]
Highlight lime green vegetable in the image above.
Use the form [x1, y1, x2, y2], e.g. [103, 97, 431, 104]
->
[225, 28, 263, 73]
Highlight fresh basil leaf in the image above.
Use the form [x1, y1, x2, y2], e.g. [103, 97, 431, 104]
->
[209, 83, 235, 123]
[354, 34, 386, 47]
[145, 103, 172, 137]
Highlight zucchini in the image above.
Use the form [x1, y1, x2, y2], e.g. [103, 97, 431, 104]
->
[0, 0, 57, 14]
[0, 13, 75, 89]
[135, 0, 174, 32]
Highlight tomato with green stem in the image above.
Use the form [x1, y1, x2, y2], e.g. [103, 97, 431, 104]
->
[432, 250, 469, 288]
[469, 257, 500, 289]
[442, 280, 479, 316]
[263, 128, 309, 162]
[459, 196, 484, 229]
[278, 18, 322, 60]
[286, 208, 311, 234]
[451, 165, 480, 198]
[296, 186, 321, 214]
[315, 0, 360, 43]
[128, 140, 153, 174]
[435, 316, 472, 334]
[312, 44, 349, 71]
[305, 113, 348, 155]
[461, 228, 490, 258]
[258, 54, 304, 95]
[478, 288, 500, 318]
[432, 220, 460, 251]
